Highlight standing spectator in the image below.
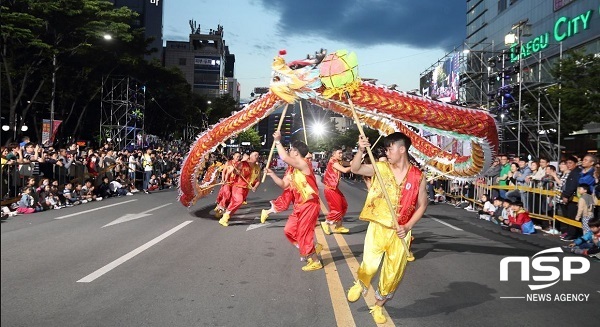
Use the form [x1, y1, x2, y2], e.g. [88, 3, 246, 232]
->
[141, 148, 154, 194]
[484, 156, 501, 197]
[505, 157, 532, 210]
[560, 156, 582, 241]
[578, 154, 597, 195]
[496, 155, 511, 198]
[575, 184, 595, 235]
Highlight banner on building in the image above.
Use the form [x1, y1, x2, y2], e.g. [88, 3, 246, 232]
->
[42, 119, 62, 145]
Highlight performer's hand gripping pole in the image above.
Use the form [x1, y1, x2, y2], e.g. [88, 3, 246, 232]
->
[262, 104, 289, 183]
[345, 91, 409, 256]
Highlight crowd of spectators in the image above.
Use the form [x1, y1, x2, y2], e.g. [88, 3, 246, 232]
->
[434, 153, 599, 242]
[1, 137, 185, 218]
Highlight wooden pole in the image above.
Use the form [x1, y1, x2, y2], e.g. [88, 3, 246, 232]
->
[299, 101, 329, 215]
[345, 91, 409, 256]
[262, 104, 289, 182]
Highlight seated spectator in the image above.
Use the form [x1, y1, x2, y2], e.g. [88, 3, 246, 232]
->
[563, 217, 600, 258]
[503, 200, 535, 234]
[17, 187, 38, 214]
[109, 178, 133, 196]
[477, 194, 495, 221]
[38, 184, 53, 210]
[434, 187, 446, 203]
[97, 176, 113, 198]
[72, 182, 87, 203]
[62, 182, 81, 206]
[148, 174, 159, 192]
[490, 196, 504, 225]
[81, 179, 102, 202]
[47, 186, 64, 209]
[160, 173, 173, 189]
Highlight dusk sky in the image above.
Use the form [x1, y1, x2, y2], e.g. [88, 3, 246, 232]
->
[163, 0, 466, 99]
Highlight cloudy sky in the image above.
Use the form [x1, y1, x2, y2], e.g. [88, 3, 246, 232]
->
[164, 0, 466, 99]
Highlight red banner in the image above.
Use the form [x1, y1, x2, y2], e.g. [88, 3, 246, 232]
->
[42, 119, 62, 145]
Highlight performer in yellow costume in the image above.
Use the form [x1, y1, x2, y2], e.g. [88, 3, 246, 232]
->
[347, 132, 428, 324]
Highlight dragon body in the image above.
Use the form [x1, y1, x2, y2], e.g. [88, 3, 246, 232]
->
[178, 50, 498, 207]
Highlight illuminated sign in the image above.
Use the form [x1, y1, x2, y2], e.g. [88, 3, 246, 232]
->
[509, 8, 596, 62]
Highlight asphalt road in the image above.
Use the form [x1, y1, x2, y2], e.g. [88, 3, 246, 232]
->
[2, 174, 598, 327]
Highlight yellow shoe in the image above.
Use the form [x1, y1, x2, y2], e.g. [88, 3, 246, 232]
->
[320, 221, 331, 235]
[219, 213, 230, 227]
[407, 251, 415, 262]
[333, 226, 349, 234]
[260, 209, 269, 224]
[347, 281, 364, 302]
[315, 243, 323, 255]
[369, 305, 387, 324]
[243, 201, 247, 205]
[301, 258, 323, 271]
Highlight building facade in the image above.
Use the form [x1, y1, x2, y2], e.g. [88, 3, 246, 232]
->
[164, 25, 238, 99]
[421, 0, 600, 158]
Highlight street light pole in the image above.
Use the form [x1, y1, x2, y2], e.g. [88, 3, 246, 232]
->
[50, 53, 56, 143]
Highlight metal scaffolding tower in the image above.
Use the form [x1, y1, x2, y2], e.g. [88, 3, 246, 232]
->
[422, 42, 563, 160]
[100, 76, 146, 150]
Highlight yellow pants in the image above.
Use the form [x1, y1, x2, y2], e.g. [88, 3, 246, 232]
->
[356, 222, 411, 300]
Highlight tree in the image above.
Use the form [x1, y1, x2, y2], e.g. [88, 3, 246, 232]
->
[547, 50, 600, 135]
[1, 0, 140, 143]
[236, 128, 262, 150]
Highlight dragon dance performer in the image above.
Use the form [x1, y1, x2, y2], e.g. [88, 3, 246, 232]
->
[347, 132, 428, 324]
[260, 152, 314, 224]
[320, 147, 352, 234]
[214, 152, 241, 218]
[218, 151, 261, 227]
[265, 131, 322, 271]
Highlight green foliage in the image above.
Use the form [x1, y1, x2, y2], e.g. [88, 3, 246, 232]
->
[547, 50, 600, 134]
[236, 129, 262, 149]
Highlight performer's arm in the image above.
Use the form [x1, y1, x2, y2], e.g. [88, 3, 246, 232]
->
[350, 135, 374, 177]
[397, 174, 429, 238]
[333, 161, 352, 173]
[266, 168, 288, 189]
[273, 131, 310, 174]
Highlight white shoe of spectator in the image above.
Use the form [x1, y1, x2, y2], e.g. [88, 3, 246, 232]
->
[464, 205, 474, 211]
[126, 192, 133, 196]
[534, 225, 542, 230]
[81, 200, 88, 204]
[54, 205, 62, 210]
[131, 189, 139, 193]
[96, 197, 103, 201]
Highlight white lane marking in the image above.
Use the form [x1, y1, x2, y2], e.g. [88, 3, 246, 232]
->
[103, 203, 172, 227]
[430, 217, 463, 231]
[54, 199, 138, 220]
[77, 220, 193, 283]
[246, 221, 271, 231]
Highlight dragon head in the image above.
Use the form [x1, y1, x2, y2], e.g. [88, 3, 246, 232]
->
[269, 49, 323, 103]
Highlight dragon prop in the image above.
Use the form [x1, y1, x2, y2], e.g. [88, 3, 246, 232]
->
[178, 49, 499, 207]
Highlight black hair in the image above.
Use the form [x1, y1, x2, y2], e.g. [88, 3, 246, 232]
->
[292, 140, 309, 158]
[331, 145, 343, 153]
[383, 132, 411, 150]
[588, 217, 600, 228]
[577, 183, 590, 192]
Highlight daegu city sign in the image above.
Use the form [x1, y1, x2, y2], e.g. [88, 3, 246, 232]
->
[509, 7, 597, 62]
